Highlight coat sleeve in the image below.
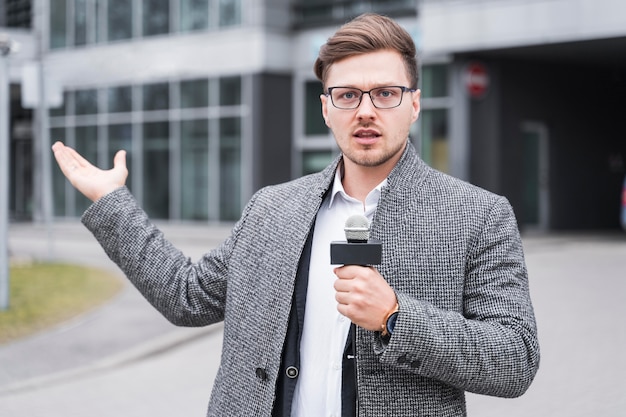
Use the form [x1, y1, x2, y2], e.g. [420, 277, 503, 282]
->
[377, 196, 540, 398]
[80, 186, 251, 327]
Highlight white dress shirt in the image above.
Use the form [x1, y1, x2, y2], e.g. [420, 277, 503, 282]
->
[291, 167, 386, 417]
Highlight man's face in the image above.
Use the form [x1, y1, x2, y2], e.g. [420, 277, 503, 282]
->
[321, 49, 420, 171]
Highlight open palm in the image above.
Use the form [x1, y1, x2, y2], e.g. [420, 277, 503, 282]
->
[51, 141, 128, 202]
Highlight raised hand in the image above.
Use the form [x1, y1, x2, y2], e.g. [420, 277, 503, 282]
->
[51, 141, 128, 202]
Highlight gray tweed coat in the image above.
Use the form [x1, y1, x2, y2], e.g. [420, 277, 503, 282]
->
[82, 142, 539, 417]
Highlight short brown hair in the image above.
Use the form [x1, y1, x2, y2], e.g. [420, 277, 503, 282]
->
[314, 13, 419, 90]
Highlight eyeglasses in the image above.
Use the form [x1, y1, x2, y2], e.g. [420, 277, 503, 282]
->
[325, 86, 416, 110]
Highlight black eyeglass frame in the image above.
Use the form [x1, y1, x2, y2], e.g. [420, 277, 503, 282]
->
[325, 85, 417, 110]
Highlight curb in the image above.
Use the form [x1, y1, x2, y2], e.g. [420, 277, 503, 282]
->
[0, 323, 222, 397]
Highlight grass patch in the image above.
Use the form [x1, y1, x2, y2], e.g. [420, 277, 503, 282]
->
[0, 263, 124, 344]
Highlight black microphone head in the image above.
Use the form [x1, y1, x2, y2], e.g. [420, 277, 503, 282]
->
[344, 214, 370, 243]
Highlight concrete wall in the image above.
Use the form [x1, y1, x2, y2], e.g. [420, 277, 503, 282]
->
[43, 28, 293, 90]
[421, 0, 626, 56]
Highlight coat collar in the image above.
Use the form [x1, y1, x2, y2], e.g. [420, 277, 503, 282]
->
[316, 140, 428, 197]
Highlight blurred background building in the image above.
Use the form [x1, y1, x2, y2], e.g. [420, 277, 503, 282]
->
[1, 0, 625, 230]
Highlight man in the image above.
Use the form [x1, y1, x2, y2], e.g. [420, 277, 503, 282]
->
[52, 13, 539, 417]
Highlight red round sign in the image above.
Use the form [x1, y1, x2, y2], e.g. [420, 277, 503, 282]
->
[465, 62, 489, 98]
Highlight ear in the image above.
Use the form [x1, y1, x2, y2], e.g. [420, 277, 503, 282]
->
[410, 89, 421, 123]
[321, 93, 331, 127]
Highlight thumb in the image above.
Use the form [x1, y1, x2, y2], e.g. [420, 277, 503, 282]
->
[113, 150, 127, 170]
[113, 149, 128, 178]
[112, 150, 129, 187]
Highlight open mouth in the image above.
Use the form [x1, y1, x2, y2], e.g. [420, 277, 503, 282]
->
[353, 129, 381, 144]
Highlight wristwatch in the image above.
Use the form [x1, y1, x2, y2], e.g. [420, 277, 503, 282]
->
[381, 302, 399, 337]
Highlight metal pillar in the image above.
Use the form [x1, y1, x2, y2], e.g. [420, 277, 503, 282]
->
[0, 35, 13, 310]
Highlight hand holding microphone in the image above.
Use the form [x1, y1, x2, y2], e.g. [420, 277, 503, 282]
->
[331, 215, 398, 332]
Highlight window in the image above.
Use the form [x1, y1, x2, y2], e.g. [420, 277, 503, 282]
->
[75, 89, 98, 115]
[180, 0, 209, 32]
[74, 125, 98, 212]
[181, 79, 209, 108]
[108, 86, 133, 113]
[50, 0, 67, 49]
[51, 127, 67, 215]
[50, 76, 244, 221]
[181, 119, 209, 220]
[74, 0, 88, 46]
[108, 0, 132, 41]
[50, 92, 71, 117]
[305, 81, 327, 135]
[219, 117, 241, 220]
[48, 0, 243, 48]
[219, 76, 241, 106]
[302, 151, 335, 175]
[143, 82, 169, 111]
[108, 124, 133, 189]
[293, 0, 416, 28]
[421, 65, 448, 98]
[6, 0, 32, 28]
[419, 64, 450, 173]
[420, 109, 448, 173]
[219, 0, 241, 27]
[143, 121, 170, 218]
[143, 0, 170, 36]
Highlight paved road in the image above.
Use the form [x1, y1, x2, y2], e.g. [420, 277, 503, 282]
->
[1, 222, 625, 416]
[467, 233, 626, 417]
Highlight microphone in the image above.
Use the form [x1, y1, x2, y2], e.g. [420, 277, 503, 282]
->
[330, 214, 382, 266]
[332, 215, 380, 411]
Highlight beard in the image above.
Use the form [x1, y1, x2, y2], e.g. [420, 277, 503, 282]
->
[340, 138, 407, 168]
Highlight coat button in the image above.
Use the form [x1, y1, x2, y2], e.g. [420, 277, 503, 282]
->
[286, 366, 299, 379]
[256, 367, 268, 381]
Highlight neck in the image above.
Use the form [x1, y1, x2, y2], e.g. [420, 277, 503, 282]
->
[341, 159, 394, 203]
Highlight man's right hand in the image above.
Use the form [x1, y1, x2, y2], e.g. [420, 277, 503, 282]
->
[51, 141, 128, 202]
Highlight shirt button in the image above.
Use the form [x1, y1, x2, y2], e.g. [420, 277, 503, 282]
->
[332, 362, 341, 370]
[286, 366, 299, 379]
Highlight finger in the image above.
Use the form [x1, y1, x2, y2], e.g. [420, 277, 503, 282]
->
[333, 266, 357, 279]
[51, 141, 64, 152]
[336, 303, 349, 318]
[63, 145, 92, 169]
[52, 143, 83, 169]
[334, 278, 351, 293]
[52, 143, 82, 177]
[113, 150, 127, 170]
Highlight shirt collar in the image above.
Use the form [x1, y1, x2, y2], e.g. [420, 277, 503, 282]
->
[328, 164, 388, 210]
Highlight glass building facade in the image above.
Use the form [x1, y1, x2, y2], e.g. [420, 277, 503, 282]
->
[44, 0, 247, 221]
[419, 63, 450, 174]
[50, 76, 244, 221]
[8, 0, 435, 223]
[48, 0, 242, 49]
[6, 0, 623, 230]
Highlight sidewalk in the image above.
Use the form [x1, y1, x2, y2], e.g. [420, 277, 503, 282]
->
[0, 220, 232, 394]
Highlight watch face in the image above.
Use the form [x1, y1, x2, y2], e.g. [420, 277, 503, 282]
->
[386, 311, 399, 335]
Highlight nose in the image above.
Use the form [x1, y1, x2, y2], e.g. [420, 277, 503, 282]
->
[356, 92, 377, 118]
